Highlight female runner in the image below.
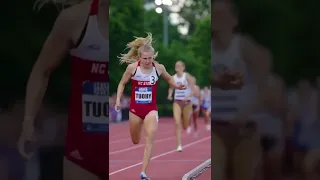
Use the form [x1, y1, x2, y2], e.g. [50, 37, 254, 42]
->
[114, 33, 185, 180]
[211, 1, 271, 179]
[201, 86, 211, 131]
[18, 0, 109, 179]
[187, 77, 201, 137]
[167, 61, 195, 151]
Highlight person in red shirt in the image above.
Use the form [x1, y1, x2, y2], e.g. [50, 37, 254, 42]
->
[114, 33, 185, 180]
[17, 0, 109, 179]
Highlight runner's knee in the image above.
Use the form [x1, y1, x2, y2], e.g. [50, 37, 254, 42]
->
[145, 125, 157, 138]
[130, 130, 141, 144]
[131, 138, 139, 144]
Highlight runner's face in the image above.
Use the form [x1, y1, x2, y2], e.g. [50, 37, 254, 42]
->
[139, 52, 154, 67]
[211, 2, 237, 32]
[175, 61, 185, 73]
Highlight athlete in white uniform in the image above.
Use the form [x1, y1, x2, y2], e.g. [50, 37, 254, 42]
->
[211, 1, 271, 180]
[201, 87, 211, 131]
[211, 40, 243, 89]
[168, 61, 195, 152]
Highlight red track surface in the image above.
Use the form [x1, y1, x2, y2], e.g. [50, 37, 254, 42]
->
[109, 117, 211, 180]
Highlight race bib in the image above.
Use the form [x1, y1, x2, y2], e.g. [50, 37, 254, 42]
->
[135, 87, 152, 104]
[175, 90, 186, 98]
[82, 81, 109, 133]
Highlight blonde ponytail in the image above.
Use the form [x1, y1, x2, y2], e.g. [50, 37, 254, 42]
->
[118, 33, 158, 65]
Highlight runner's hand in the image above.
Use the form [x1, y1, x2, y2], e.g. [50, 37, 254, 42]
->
[225, 79, 244, 89]
[167, 95, 173, 101]
[176, 84, 186, 90]
[226, 71, 244, 89]
[183, 96, 189, 102]
[17, 122, 36, 160]
[225, 71, 242, 81]
[213, 71, 244, 90]
[114, 100, 121, 112]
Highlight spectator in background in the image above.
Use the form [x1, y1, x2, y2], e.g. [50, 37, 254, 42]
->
[120, 96, 130, 121]
[0, 101, 67, 180]
[112, 93, 122, 122]
[109, 95, 117, 122]
[109, 94, 131, 123]
[0, 102, 25, 180]
[36, 105, 67, 180]
[291, 79, 320, 180]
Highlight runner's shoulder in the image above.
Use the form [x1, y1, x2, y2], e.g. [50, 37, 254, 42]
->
[56, 1, 91, 28]
[154, 62, 165, 70]
[127, 62, 138, 74]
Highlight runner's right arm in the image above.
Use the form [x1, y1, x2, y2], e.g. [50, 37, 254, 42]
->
[116, 64, 135, 103]
[167, 87, 173, 99]
[24, 10, 74, 126]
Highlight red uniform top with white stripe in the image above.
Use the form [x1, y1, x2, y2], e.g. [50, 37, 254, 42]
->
[65, 0, 109, 176]
[130, 61, 159, 119]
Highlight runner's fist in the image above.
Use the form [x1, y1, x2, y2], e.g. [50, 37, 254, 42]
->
[17, 121, 37, 160]
[114, 100, 121, 112]
[175, 84, 186, 90]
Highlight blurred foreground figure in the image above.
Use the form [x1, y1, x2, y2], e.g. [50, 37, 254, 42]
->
[290, 79, 320, 180]
[211, 1, 271, 179]
[18, 0, 109, 179]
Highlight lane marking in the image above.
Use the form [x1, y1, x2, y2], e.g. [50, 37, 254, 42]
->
[109, 136, 176, 155]
[110, 159, 208, 162]
[110, 130, 209, 154]
[109, 129, 174, 144]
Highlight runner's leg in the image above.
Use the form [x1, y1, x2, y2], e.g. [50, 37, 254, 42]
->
[211, 131, 227, 180]
[173, 102, 183, 149]
[182, 103, 192, 130]
[129, 112, 143, 144]
[140, 110, 158, 178]
[233, 132, 262, 180]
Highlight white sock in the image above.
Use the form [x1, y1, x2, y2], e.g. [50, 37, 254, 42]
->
[141, 172, 146, 177]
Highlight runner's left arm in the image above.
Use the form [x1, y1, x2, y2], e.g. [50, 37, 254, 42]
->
[156, 63, 180, 89]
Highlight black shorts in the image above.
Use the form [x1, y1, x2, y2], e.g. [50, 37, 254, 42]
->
[192, 104, 198, 110]
[260, 135, 278, 152]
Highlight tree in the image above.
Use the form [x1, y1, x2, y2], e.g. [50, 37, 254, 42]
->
[109, 0, 145, 94]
